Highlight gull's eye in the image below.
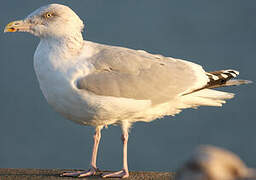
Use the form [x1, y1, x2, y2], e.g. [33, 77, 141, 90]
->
[44, 12, 53, 18]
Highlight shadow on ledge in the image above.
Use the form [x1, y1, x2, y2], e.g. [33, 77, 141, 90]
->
[0, 168, 174, 180]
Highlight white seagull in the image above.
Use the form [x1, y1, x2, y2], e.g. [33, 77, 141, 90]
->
[4, 4, 251, 178]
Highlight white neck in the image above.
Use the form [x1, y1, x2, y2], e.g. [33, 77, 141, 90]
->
[40, 32, 84, 58]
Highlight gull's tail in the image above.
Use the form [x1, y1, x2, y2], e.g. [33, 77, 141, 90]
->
[181, 69, 252, 107]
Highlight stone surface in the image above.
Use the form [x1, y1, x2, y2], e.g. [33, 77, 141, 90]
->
[0, 169, 174, 180]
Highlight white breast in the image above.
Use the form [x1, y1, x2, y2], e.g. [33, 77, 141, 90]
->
[33, 39, 97, 125]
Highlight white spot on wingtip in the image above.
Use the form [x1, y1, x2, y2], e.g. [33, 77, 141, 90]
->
[224, 69, 239, 75]
[211, 74, 219, 80]
[230, 73, 237, 77]
[220, 73, 229, 78]
[232, 70, 239, 75]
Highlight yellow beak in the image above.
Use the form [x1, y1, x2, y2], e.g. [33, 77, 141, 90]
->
[4, 20, 31, 33]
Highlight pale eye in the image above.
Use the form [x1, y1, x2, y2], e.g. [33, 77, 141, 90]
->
[44, 12, 53, 18]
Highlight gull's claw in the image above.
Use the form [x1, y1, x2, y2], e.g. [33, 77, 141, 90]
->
[102, 169, 129, 178]
[60, 167, 97, 177]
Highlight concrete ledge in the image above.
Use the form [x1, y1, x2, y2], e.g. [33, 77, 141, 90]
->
[0, 168, 174, 179]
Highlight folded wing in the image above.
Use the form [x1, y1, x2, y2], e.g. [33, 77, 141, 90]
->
[77, 44, 209, 105]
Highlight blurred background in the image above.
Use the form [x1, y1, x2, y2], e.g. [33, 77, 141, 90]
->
[0, 0, 255, 172]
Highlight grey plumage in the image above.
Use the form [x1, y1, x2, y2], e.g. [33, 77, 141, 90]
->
[77, 44, 200, 104]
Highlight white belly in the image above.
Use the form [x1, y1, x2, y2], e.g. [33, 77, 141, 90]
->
[33, 40, 98, 125]
[35, 65, 93, 124]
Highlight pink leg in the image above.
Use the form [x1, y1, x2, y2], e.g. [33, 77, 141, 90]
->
[102, 123, 130, 178]
[61, 126, 103, 177]
[90, 126, 102, 170]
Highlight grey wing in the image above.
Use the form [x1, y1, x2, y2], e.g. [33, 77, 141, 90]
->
[77, 45, 207, 104]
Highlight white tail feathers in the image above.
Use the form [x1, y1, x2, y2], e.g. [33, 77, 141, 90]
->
[191, 89, 234, 100]
[181, 89, 234, 107]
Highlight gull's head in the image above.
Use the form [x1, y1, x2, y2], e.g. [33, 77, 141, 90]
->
[4, 4, 84, 39]
[175, 145, 256, 180]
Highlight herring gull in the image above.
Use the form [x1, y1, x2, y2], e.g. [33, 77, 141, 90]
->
[4, 4, 251, 178]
